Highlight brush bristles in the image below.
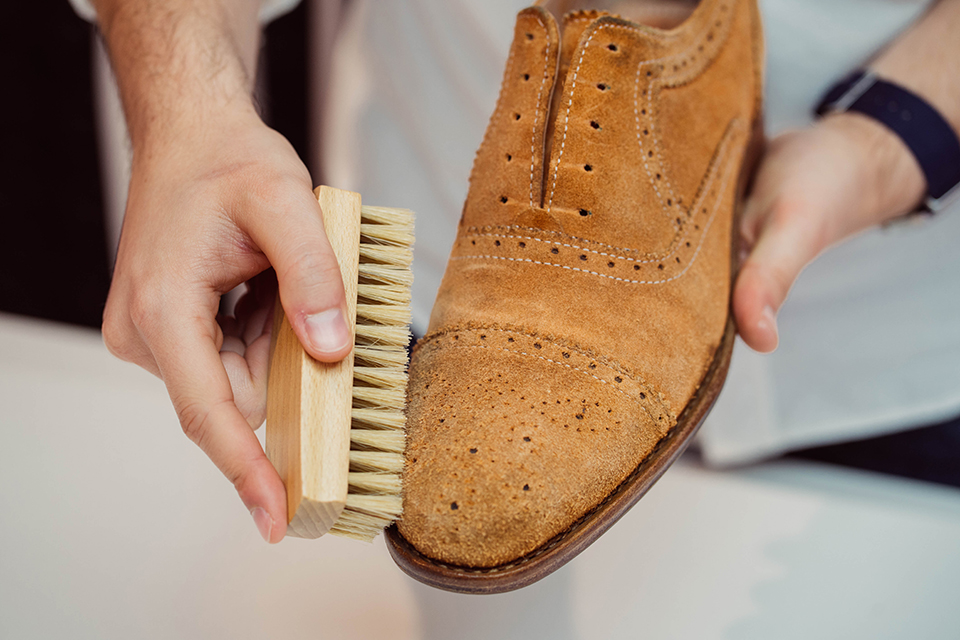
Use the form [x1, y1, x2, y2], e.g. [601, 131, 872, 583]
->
[330, 204, 413, 542]
[355, 324, 410, 347]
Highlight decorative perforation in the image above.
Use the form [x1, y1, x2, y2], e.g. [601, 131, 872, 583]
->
[455, 121, 744, 284]
[545, 1, 735, 225]
[417, 326, 674, 427]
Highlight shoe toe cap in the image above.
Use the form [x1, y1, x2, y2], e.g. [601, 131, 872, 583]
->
[397, 327, 674, 568]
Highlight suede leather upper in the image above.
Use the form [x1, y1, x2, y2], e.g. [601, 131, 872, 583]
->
[398, 0, 763, 568]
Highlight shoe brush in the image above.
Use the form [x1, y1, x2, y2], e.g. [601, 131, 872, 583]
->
[266, 185, 413, 541]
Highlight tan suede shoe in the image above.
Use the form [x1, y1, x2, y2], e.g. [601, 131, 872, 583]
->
[386, 0, 764, 593]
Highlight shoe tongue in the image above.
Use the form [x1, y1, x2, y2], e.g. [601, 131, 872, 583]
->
[559, 11, 611, 72]
[541, 10, 612, 198]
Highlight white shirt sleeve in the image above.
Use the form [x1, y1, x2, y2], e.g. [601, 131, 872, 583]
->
[67, 0, 302, 24]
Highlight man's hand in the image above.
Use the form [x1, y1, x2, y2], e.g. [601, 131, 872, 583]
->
[733, 114, 925, 352]
[734, 0, 960, 353]
[94, 0, 351, 542]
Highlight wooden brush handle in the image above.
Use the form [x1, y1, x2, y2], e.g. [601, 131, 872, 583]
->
[266, 186, 361, 539]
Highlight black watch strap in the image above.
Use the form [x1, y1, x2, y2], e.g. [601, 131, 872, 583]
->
[816, 70, 960, 212]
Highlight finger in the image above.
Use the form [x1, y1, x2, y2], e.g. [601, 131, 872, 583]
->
[241, 185, 352, 363]
[148, 307, 287, 543]
[221, 336, 246, 356]
[234, 275, 277, 347]
[219, 314, 242, 340]
[733, 196, 827, 353]
[223, 329, 273, 430]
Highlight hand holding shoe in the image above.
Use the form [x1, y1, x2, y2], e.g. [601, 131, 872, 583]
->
[734, 112, 925, 352]
[735, 0, 960, 353]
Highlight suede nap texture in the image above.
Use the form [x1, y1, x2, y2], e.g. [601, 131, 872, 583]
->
[398, 0, 764, 569]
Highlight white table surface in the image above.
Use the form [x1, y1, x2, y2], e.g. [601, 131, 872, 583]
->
[1, 313, 958, 640]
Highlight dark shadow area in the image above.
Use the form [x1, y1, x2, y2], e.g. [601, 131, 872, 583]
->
[262, 1, 313, 176]
[0, 2, 111, 328]
[791, 412, 960, 489]
[0, 2, 312, 329]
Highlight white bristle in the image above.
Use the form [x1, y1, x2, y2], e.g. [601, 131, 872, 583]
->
[361, 205, 414, 226]
[348, 472, 402, 494]
[357, 283, 411, 305]
[345, 494, 403, 519]
[358, 263, 414, 286]
[350, 450, 404, 473]
[352, 408, 405, 430]
[356, 303, 411, 325]
[330, 493, 404, 541]
[354, 346, 408, 368]
[360, 224, 415, 247]
[355, 323, 410, 346]
[324, 204, 412, 543]
[353, 365, 407, 388]
[359, 245, 413, 266]
[352, 385, 406, 408]
[350, 429, 404, 452]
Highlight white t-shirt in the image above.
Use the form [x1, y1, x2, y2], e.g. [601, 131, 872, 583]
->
[68, 0, 300, 23]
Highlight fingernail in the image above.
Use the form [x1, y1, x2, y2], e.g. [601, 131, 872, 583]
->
[758, 304, 778, 334]
[305, 308, 350, 355]
[250, 507, 273, 543]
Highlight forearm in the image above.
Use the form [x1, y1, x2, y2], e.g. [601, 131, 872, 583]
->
[92, 0, 263, 153]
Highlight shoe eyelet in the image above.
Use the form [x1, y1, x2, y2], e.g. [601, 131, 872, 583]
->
[578, 208, 591, 217]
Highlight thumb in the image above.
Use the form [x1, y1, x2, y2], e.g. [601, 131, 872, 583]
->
[244, 184, 352, 362]
[733, 196, 828, 353]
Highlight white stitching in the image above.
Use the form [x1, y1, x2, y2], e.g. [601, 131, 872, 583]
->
[467, 225, 647, 254]
[544, 8, 729, 218]
[453, 134, 738, 284]
[545, 27, 598, 214]
[466, 125, 737, 263]
[529, 15, 551, 207]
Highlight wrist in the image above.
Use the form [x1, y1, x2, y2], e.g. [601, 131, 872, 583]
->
[818, 111, 926, 220]
[99, 0, 261, 154]
[130, 101, 264, 174]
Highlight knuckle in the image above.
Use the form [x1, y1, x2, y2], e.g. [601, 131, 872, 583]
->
[281, 248, 341, 295]
[251, 172, 308, 214]
[127, 287, 162, 331]
[102, 304, 138, 362]
[177, 398, 216, 449]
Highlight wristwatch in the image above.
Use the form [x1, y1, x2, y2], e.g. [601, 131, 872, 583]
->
[816, 70, 960, 213]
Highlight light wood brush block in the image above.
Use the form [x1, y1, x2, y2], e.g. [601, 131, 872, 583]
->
[266, 186, 412, 541]
[267, 187, 361, 538]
